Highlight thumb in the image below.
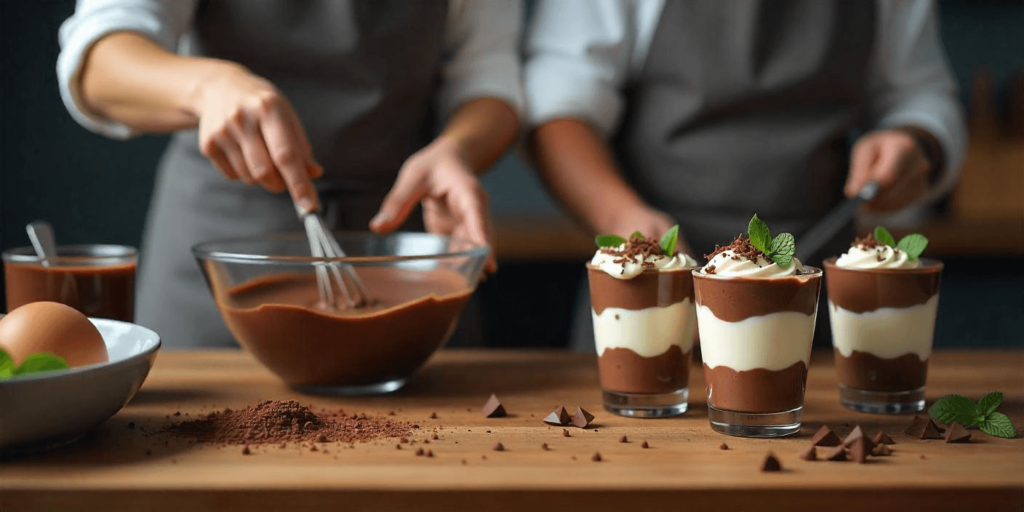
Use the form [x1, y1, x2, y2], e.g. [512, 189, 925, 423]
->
[370, 168, 427, 234]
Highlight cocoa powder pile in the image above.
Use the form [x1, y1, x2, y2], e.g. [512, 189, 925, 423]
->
[165, 399, 412, 446]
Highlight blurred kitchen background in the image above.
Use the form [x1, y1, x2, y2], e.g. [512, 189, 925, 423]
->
[1, 0, 1021, 349]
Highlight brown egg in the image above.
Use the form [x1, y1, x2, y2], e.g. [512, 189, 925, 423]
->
[0, 301, 108, 367]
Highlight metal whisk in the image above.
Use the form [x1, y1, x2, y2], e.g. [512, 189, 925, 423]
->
[297, 204, 370, 310]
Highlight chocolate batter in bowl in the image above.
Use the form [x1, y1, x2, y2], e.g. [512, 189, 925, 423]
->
[193, 232, 488, 395]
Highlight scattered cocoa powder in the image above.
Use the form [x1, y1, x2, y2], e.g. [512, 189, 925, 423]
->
[164, 400, 412, 446]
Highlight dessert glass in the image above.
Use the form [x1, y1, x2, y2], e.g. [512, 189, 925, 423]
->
[3, 245, 137, 321]
[824, 258, 943, 414]
[693, 267, 822, 437]
[587, 265, 697, 417]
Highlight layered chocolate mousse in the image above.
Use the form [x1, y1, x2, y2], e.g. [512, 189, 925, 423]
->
[693, 216, 821, 437]
[825, 228, 941, 413]
[586, 228, 699, 417]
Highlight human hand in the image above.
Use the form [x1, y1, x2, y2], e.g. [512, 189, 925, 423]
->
[192, 64, 323, 211]
[601, 206, 693, 257]
[369, 136, 498, 273]
[845, 130, 933, 212]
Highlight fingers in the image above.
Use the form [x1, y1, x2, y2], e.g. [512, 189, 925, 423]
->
[845, 137, 881, 197]
[233, 123, 286, 193]
[217, 138, 254, 185]
[201, 142, 238, 181]
[261, 103, 319, 212]
[371, 166, 428, 233]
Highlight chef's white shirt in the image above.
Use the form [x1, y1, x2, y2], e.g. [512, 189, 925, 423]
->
[525, 0, 967, 199]
[57, 0, 524, 140]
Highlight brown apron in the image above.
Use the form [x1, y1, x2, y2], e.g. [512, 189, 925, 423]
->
[573, 0, 876, 351]
[138, 0, 447, 347]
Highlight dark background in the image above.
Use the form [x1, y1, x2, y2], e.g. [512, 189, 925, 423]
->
[1, 0, 1022, 349]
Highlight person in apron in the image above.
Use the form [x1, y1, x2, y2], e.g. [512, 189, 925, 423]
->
[56, 0, 522, 347]
[523, 0, 966, 350]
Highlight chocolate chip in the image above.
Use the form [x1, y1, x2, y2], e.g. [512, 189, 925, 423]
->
[482, 394, 507, 418]
[242, 446, 251, 455]
[848, 437, 870, 463]
[541, 443, 550, 451]
[872, 432, 896, 445]
[431, 433, 439, 440]
[944, 422, 971, 443]
[571, 407, 595, 429]
[173, 412, 181, 416]
[128, 421, 136, 429]
[543, 407, 571, 426]
[423, 439, 430, 444]
[591, 452, 602, 462]
[316, 434, 328, 443]
[760, 453, 782, 472]
[810, 425, 842, 447]
[415, 448, 425, 456]
[426, 450, 434, 458]
[824, 446, 847, 461]
[920, 454, 926, 459]
[396, 444, 402, 450]
[619, 436, 628, 443]
[562, 429, 571, 438]
[388, 411, 395, 416]
[430, 412, 437, 419]
[719, 443, 728, 450]
[461, 459, 467, 465]
[400, 437, 409, 444]
[799, 445, 817, 461]
[493, 442, 505, 452]
[310, 445, 318, 452]
[641, 441, 649, 449]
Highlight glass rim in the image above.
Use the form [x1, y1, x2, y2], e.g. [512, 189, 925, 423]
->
[191, 231, 490, 265]
[691, 265, 822, 280]
[2, 244, 137, 265]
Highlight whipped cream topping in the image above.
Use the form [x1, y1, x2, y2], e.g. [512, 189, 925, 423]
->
[591, 244, 698, 280]
[701, 250, 804, 277]
[836, 244, 920, 269]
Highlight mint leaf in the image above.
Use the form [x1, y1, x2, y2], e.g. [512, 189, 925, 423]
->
[0, 348, 14, 379]
[874, 225, 896, 248]
[659, 225, 679, 256]
[595, 234, 625, 248]
[978, 391, 1003, 418]
[12, 353, 69, 376]
[768, 233, 796, 269]
[630, 231, 644, 239]
[897, 233, 929, 261]
[748, 214, 771, 253]
[929, 395, 980, 427]
[979, 412, 1017, 439]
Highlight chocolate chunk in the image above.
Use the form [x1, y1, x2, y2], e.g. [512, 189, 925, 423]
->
[572, 407, 595, 428]
[562, 429, 571, 438]
[872, 432, 896, 445]
[799, 445, 817, 461]
[944, 422, 972, 443]
[719, 443, 729, 450]
[810, 425, 842, 447]
[825, 446, 847, 461]
[493, 442, 505, 452]
[242, 445, 251, 455]
[426, 450, 434, 458]
[431, 433, 439, 440]
[396, 444, 402, 450]
[543, 407, 571, 426]
[310, 445, 318, 452]
[641, 441, 649, 449]
[430, 412, 437, 419]
[905, 417, 944, 440]
[591, 452, 602, 462]
[848, 437, 871, 463]
[482, 394, 507, 418]
[842, 425, 872, 450]
[760, 453, 782, 472]
[316, 434, 328, 443]
[415, 448, 425, 456]
[871, 444, 893, 456]
[541, 443, 550, 451]
[619, 435, 628, 443]
[423, 439, 430, 444]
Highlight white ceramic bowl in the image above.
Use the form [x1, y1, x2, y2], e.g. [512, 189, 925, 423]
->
[0, 317, 160, 457]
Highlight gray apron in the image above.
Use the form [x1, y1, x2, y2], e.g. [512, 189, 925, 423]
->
[138, 0, 447, 347]
[572, 0, 876, 351]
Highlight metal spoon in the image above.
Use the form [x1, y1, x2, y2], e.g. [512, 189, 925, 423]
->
[794, 181, 880, 262]
[26, 220, 57, 267]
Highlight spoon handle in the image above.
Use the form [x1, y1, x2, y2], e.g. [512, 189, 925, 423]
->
[26, 220, 57, 267]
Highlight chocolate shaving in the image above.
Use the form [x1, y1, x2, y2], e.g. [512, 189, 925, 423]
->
[706, 234, 770, 265]
[571, 407, 595, 429]
[543, 407, 571, 426]
[760, 453, 782, 472]
[944, 422, 972, 443]
[872, 432, 896, 445]
[599, 236, 669, 268]
[482, 394, 507, 418]
[811, 425, 842, 447]
[799, 445, 817, 461]
[851, 232, 881, 249]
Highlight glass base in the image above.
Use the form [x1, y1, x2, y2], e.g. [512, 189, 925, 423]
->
[708, 405, 802, 437]
[839, 384, 925, 414]
[294, 378, 407, 396]
[603, 388, 689, 418]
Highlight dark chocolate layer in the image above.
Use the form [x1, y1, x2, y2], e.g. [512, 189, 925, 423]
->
[834, 350, 928, 392]
[588, 266, 693, 314]
[692, 272, 821, 322]
[4, 262, 136, 321]
[598, 345, 691, 394]
[824, 258, 942, 313]
[703, 361, 808, 413]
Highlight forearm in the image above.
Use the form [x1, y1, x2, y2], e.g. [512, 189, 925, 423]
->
[437, 97, 519, 174]
[79, 31, 239, 133]
[529, 118, 648, 234]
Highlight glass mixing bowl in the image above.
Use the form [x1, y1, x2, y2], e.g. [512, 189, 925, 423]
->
[193, 232, 489, 395]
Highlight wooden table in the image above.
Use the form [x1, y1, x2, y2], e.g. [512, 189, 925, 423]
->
[2, 350, 1022, 511]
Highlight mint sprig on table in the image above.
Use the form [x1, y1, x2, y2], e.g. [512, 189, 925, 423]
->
[595, 225, 681, 256]
[874, 226, 929, 262]
[929, 392, 1017, 439]
[747, 214, 796, 269]
[0, 348, 69, 380]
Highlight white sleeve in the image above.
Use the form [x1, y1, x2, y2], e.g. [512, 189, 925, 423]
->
[57, 0, 196, 140]
[523, 0, 634, 137]
[437, 0, 525, 123]
[867, 0, 967, 200]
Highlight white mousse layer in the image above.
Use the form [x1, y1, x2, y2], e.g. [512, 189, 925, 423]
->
[829, 295, 939, 360]
[593, 299, 696, 358]
[697, 306, 816, 371]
